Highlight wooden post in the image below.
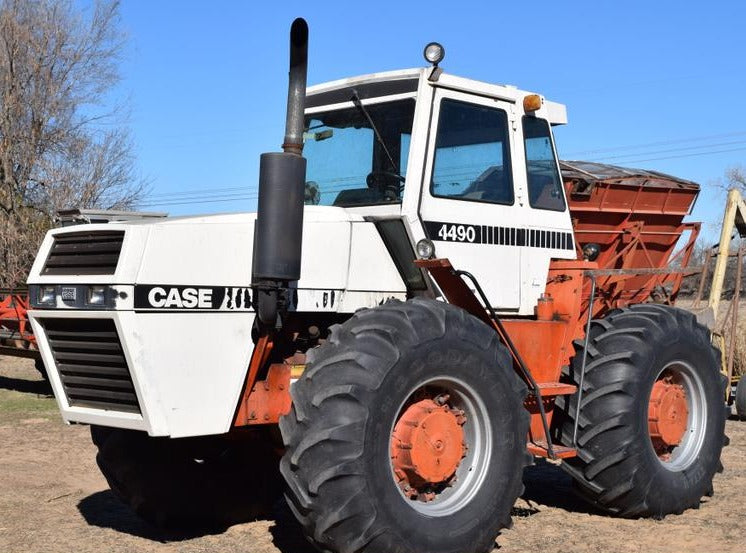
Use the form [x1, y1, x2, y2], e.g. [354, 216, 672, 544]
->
[726, 244, 744, 386]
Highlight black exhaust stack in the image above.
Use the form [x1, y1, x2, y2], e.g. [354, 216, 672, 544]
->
[252, 18, 308, 327]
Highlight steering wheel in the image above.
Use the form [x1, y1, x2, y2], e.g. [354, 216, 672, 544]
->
[366, 171, 405, 200]
[304, 181, 320, 205]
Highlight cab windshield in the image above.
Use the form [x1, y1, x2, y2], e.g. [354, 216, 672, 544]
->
[303, 99, 415, 207]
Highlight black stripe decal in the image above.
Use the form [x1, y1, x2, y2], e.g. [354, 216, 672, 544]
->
[423, 221, 575, 250]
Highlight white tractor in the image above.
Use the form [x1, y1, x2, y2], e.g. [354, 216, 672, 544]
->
[27, 19, 726, 553]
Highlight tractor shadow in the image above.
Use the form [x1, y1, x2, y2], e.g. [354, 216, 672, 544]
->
[77, 463, 607, 548]
[78, 490, 316, 551]
[0, 374, 52, 396]
[269, 502, 318, 553]
[513, 459, 603, 518]
[78, 491, 229, 542]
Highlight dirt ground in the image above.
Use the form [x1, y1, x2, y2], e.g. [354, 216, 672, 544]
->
[1, 356, 744, 553]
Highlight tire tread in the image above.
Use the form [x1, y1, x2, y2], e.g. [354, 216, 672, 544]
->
[558, 304, 725, 518]
[280, 298, 530, 553]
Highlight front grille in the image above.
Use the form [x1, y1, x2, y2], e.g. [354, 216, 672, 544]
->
[40, 318, 140, 414]
[42, 231, 124, 275]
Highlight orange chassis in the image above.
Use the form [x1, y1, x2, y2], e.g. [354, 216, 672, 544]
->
[231, 166, 703, 459]
[231, 249, 698, 460]
[231, 258, 595, 459]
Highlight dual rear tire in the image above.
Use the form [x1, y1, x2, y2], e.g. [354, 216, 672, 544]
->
[556, 304, 726, 517]
[736, 377, 746, 420]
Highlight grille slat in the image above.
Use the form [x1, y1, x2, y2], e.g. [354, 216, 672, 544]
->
[47, 329, 118, 339]
[51, 241, 122, 253]
[61, 375, 135, 390]
[56, 363, 130, 377]
[42, 231, 124, 275]
[58, 398, 140, 413]
[45, 253, 121, 267]
[40, 318, 141, 414]
[53, 350, 125, 364]
[49, 339, 121, 351]
[53, 233, 123, 244]
[66, 388, 138, 402]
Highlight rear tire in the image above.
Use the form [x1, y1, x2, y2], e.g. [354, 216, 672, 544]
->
[91, 426, 283, 529]
[279, 298, 530, 553]
[556, 304, 726, 518]
[736, 378, 746, 420]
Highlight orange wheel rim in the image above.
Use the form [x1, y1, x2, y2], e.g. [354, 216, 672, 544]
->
[648, 376, 689, 461]
[390, 396, 466, 501]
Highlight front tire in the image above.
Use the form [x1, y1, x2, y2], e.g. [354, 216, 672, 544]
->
[557, 304, 726, 518]
[279, 298, 530, 553]
[91, 426, 283, 529]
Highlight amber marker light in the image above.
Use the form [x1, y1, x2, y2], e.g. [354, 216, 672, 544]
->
[523, 94, 543, 112]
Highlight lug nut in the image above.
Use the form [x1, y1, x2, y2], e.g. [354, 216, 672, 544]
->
[435, 394, 450, 406]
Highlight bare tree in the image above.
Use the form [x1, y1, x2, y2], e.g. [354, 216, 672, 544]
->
[0, 0, 145, 287]
[692, 165, 746, 301]
[723, 166, 746, 194]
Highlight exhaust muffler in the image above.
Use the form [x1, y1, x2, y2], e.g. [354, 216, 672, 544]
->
[252, 18, 308, 327]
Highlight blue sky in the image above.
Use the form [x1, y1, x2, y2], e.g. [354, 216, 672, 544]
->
[110, 1, 746, 243]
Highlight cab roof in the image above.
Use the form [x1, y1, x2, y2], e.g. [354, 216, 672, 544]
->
[306, 67, 567, 125]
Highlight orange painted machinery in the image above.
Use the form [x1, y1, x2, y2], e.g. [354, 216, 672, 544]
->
[235, 160, 704, 464]
[561, 160, 700, 311]
[27, 23, 725, 551]
[0, 289, 38, 360]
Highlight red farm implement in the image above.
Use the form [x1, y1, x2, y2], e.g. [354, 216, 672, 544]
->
[0, 289, 38, 360]
[560, 160, 701, 313]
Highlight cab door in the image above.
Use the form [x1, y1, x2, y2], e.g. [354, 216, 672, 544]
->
[418, 88, 522, 310]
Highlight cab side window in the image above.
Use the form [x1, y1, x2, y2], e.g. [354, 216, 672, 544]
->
[523, 117, 565, 211]
[430, 99, 513, 205]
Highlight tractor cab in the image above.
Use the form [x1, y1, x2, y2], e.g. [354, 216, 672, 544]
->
[302, 51, 575, 314]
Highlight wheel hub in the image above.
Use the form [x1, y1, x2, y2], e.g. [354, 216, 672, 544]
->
[390, 397, 466, 501]
[648, 378, 689, 454]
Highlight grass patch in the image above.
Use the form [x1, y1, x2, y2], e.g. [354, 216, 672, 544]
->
[0, 388, 57, 421]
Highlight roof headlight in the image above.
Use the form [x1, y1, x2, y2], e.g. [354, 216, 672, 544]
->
[423, 42, 445, 66]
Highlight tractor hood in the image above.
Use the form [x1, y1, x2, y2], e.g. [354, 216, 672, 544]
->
[27, 205, 408, 313]
[26, 204, 407, 436]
